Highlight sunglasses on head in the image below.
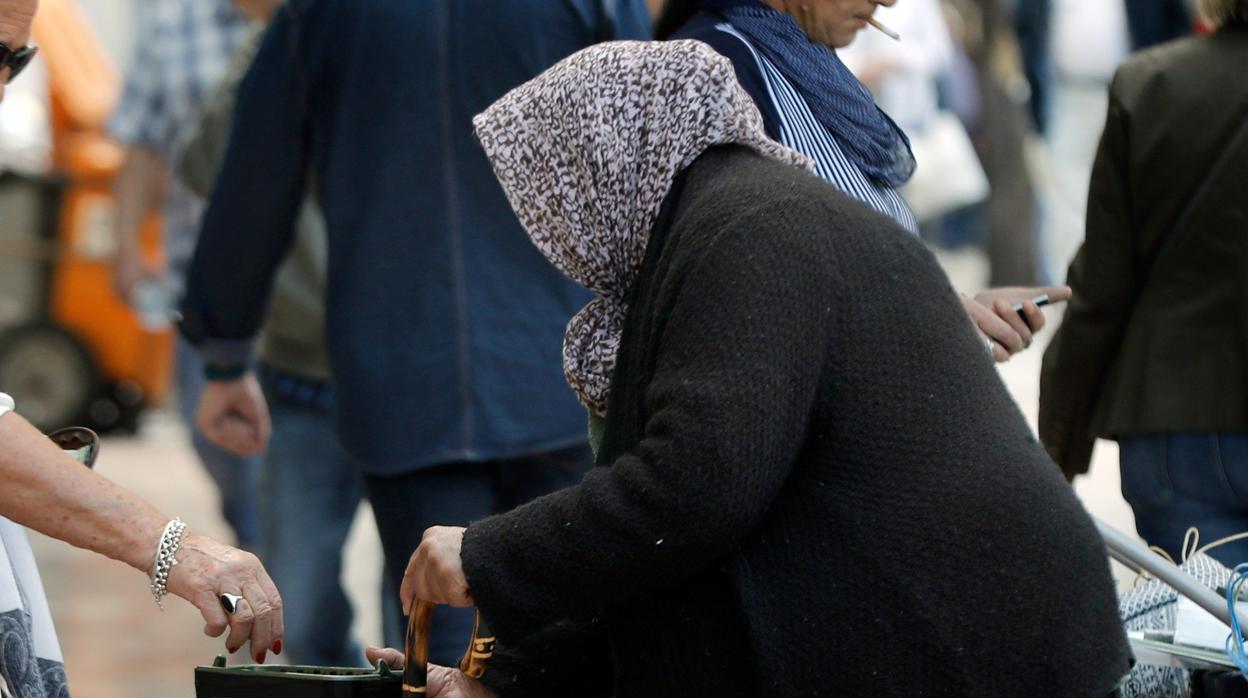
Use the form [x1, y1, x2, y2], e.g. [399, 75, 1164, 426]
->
[0, 42, 37, 84]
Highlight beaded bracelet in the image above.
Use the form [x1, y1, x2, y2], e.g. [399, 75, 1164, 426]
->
[149, 517, 187, 610]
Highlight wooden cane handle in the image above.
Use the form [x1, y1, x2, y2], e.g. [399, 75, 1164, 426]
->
[402, 601, 433, 693]
[459, 612, 496, 679]
[401, 601, 495, 691]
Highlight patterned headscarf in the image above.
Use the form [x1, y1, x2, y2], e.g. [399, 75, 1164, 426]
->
[474, 40, 813, 416]
[701, 0, 916, 188]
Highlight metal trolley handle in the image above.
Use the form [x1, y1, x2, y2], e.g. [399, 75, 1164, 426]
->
[402, 601, 496, 693]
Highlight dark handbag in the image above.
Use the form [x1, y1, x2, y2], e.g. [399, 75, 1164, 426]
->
[194, 659, 401, 698]
[194, 602, 494, 697]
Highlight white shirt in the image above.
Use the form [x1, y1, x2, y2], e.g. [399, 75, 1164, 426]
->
[0, 391, 68, 696]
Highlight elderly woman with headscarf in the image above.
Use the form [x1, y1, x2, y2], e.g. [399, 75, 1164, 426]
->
[654, 0, 1068, 364]
[367, 41, 1130, 697]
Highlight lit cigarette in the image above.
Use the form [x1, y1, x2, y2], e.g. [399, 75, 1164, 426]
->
[866, 17, 900, 41]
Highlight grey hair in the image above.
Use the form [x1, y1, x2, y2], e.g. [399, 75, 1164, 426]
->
[1199, 0, 1248, 26]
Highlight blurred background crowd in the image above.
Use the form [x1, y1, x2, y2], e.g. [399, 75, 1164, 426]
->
[0, 0, 1222, 695]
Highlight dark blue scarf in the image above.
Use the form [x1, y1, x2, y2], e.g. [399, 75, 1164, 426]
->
[700, 0, 915, 187]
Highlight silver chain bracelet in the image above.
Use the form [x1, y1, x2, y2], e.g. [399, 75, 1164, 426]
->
[149, 517, 186, 610]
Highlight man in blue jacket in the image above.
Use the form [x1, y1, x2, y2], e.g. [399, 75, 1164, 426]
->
[179, 0, 650, 662]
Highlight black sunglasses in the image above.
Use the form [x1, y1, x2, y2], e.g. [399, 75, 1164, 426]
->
[47, 426, 101, 468]
[0, 42, 37, 84]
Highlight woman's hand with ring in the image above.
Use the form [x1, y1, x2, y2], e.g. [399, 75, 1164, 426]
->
[961, 286, 1071, 363]
[401, 526, 472, 612]
[166, 531, 284, 662]
[974, 286, 1071, 336]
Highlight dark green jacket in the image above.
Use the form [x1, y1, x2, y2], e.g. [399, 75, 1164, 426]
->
[1040, 22, 1248, 477]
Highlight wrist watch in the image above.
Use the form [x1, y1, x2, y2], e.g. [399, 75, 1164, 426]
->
[203, 364, 247, 382]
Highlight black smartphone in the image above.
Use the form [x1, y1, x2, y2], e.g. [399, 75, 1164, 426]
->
[1011, 293, 1052, 323]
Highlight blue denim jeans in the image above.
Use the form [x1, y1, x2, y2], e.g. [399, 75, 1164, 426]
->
[258, 381, 368, 667]
[363, 444, 592, 666]
[175, 337, 261, 550]
[1119, 432, 1248, 567]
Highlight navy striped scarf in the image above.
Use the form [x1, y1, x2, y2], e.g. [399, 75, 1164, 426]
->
[700, 0, 916, 187]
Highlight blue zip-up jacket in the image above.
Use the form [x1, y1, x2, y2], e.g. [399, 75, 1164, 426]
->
[180, 0, 651, 475]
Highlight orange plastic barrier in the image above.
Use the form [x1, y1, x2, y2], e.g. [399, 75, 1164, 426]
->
[30, 0, 172, 421]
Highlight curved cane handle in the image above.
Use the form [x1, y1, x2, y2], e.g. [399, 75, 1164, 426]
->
[401, 601, 495, 692]
[459, 612, 495, 679]
[402, 601, 433, 693]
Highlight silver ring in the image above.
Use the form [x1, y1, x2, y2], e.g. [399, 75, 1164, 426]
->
[985, 337, 995, 354]
[220, 593, 244, 615]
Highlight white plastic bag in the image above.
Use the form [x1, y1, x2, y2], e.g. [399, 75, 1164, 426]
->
[901, 111, 989, 223]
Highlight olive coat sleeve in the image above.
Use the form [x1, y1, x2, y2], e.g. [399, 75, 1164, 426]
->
[1039, 75, 1140, 477]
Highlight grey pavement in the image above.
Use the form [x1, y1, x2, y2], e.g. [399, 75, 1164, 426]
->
[27, 246, 1138, 697]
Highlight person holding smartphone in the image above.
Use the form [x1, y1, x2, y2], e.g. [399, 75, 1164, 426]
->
[654, 0, 1069, 362]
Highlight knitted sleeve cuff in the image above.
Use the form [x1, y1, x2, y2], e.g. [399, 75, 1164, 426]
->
[475, 617, 613, 698]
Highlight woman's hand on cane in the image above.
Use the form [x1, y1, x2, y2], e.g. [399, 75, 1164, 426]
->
[401, 526, 473, 612]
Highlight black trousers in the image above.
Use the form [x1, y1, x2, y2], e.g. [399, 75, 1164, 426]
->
[363, 443, 591, 665]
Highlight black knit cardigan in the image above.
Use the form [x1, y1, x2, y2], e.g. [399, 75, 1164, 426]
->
[462, 146, 1130, 698]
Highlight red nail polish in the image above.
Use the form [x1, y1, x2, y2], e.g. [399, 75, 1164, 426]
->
[256, 651, 267, 664]
[227, 645, 239, 655]
[272, 640, 283, 655]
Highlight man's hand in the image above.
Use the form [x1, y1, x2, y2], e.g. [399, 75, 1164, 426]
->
[364, 648, 498, 698]
[196, 372, 271, 456]
[963, 285, 1071, 362]
[401, 526, 473, 612]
